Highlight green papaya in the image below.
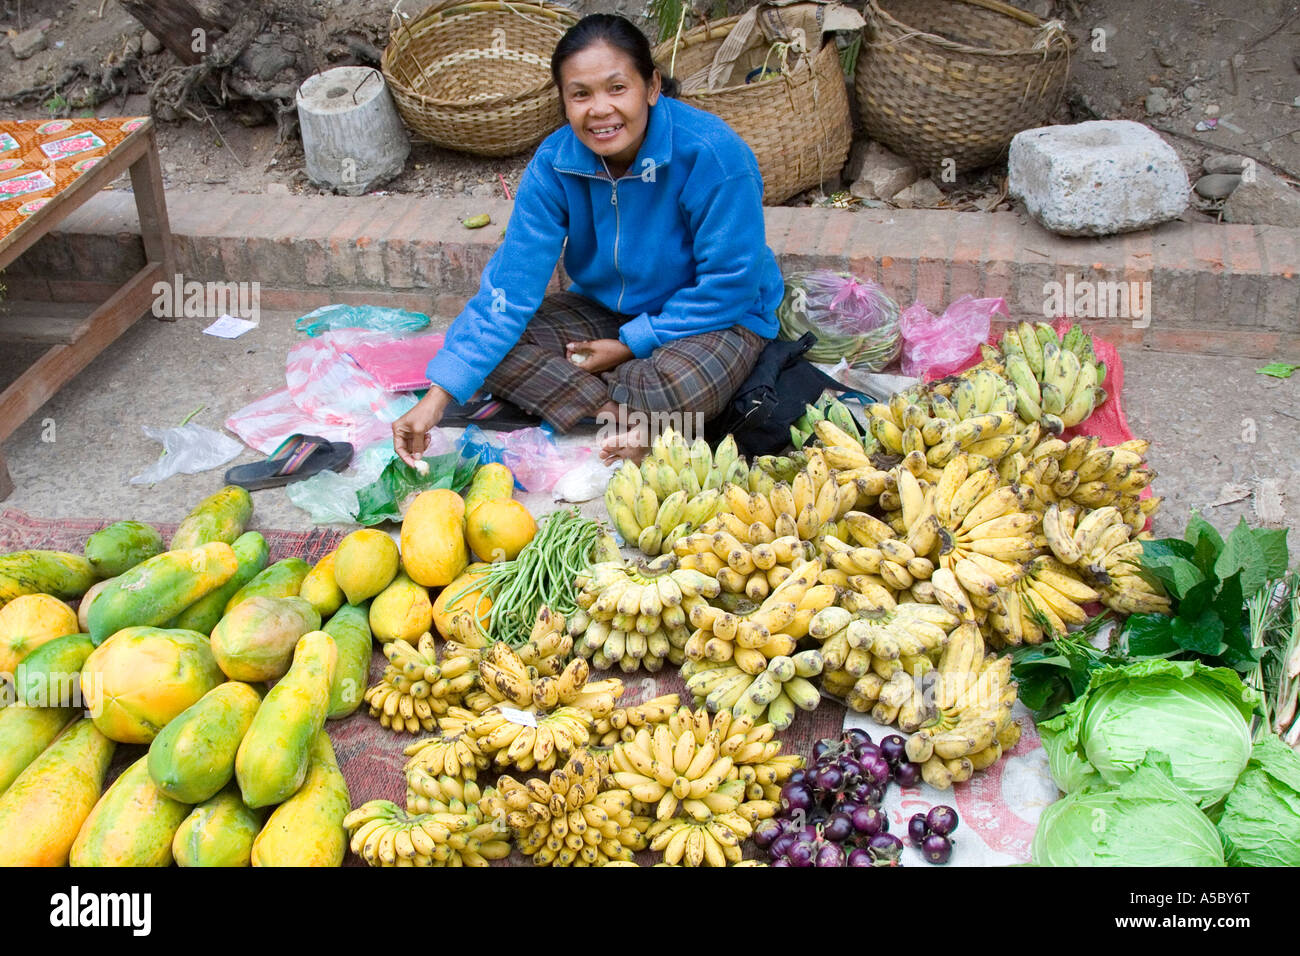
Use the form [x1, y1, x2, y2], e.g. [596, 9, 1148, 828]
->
[83, 521, 165, 578]
[15, 633, 95, 707]
[324, 603, 373, 719]
[173, 784, 265, 867]
[170, 486, 253, 550]
[168, 531, 269, 635]
[86, 543, 238, 645]
[224, 557, 311, 615]
[147, 681, 262, 803]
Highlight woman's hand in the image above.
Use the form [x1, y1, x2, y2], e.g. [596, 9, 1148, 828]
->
[566, 338, 634, 374]
[392, 386, 452, 466]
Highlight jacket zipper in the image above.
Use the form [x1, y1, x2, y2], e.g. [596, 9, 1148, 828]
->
[610, 179, 626, 313]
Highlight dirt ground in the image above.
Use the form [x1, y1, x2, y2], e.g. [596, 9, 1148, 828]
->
[3, 0, 1296, 207]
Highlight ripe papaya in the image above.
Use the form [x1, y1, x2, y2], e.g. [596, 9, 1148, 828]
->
[71, 755, 192, 867]
[0, 593, 79, 676]
[168, 531, 269, 635]
[235, 630, 337, 808]
[300, 550, 346, 619]
[84, 520, 165, 578]
[170, 485, 253, 550]
[0, 704, 78, 796]
[323, 603, 372, 719]
[86, 542, 239, 645]
[173, 784, 265, 867]
[251, 731, 349, 867]
[15, 633, 95, 707]
[81, 626, 225, 744]
[0, 549, 98, 609]
[400, 490, 468, 587]
[0, 719, 115, 866]
[147, 681, 262, 803]
[210, 595, 321, 682]
[334, 529, 400, 604]
[466, 498, 536, 562]
[368, 572, 433, 644]
[223, 556, 311, 615]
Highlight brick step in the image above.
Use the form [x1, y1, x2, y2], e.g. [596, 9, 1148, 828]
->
[5, 189, 1296, 358]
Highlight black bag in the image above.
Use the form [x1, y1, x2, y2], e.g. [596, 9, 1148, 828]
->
[705, 333, 844, 456]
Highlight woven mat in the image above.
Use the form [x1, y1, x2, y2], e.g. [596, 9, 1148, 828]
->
[2, 508, 846, 866]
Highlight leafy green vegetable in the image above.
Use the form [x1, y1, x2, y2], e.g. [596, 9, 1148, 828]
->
[354, 451, 479, 525]
[1040, 658, 1257, 807]
[1257, 363, 1300, 379]
[1031, 758, 1226, 867]
[1217, 735, 1300, 866]
[1010, 616, 1125, 720]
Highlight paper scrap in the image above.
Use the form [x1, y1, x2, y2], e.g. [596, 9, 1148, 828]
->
[499, 706, 539, 728]
[203, 314, 258, 338]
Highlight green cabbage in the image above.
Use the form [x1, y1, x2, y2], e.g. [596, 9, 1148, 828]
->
[1218, 735, 1300, 867]
[1039, 659, 1256, 807]
[1031, 759, 1226, 866]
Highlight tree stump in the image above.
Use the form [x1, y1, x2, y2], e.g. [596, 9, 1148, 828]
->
[296, 67, 410, 196]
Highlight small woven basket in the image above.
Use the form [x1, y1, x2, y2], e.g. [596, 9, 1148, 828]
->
[656, 16, 853, 205]
[854, 0, 1073, 173]
[382, 0, 579, 157]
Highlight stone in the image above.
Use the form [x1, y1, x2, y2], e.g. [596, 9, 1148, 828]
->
[1204, 104, 1219, 116]
[1204, 153, 1247, 175]
[1153, 43, 1177, 68]
[142, 30, 162, 55]
[1193, 173, 1240, 199]
[1007, 120, 1190, 236]
[266, 182, 291, 196]
[847, 141, 916, 201]
[1222, 166, 1300, 227]
[1144, 87, 1172, 116]
[470, 183, 496, 200]
[10, 25, 47, 59]
[891, 178, 944, 208]
[1183, 84, 1202, 101]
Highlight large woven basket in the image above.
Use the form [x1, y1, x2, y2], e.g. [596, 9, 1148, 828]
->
[655, 17, 853, 205]
[382, 0, 579, 157]
[854, 0, 1073, 173]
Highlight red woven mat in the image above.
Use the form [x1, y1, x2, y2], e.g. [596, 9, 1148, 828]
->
[2, 509, 845, 865]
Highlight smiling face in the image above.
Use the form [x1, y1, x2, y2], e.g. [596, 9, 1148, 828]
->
[558, 40, 661, 176]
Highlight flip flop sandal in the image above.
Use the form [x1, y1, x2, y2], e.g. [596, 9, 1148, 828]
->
[224, 434, 353, 491]
[440, 397, 542, 431]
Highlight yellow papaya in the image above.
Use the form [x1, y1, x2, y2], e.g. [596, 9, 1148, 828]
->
[147, 681, 262, 803]
[86, 542, 238, 645]
[400, 489, 469, 587]
[300, 550, 345, 619]
[463, 462, 515, 517]
[0, 719, 115, 866]
[170, 485, 253, 550]
[173, 784, 266, 867]
[223, 556, 311, 615]
[71, 755, 191, 867]
[0, 593, 79, 676]
[431, 562, 492, 639]
[466, 498, 537, 562]
[251, 730, 350, 867]
[368, 572, 433, 644]
[77, 576, 116, 632]
[235, 630, 337, 808]
[334, 529, 400, 604]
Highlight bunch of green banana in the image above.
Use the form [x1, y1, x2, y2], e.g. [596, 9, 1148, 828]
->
[569, 555, 721, 673]
[681, 648, 825, 729]
[790, 395, 873, 451]
[997, 321, 1107, 430]
[343, 797, 510, 867]
[751, 449, 809, 484]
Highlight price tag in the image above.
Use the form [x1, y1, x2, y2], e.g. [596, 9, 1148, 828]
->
[499, 706, 538, 728]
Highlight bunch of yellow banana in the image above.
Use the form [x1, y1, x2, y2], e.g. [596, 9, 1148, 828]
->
[405, 767, 484, 815]
[992, 322, 1107, 431]
[645, 808, 755, 866]
[603, 430, 746, 554]
[1084, 536, 1172, 615]
[808, 419, 890, 510]
[466, 704, 596, 773]
[986, 555, 1100, 646]
[403, 721, 489, 811]
[681, 558, 829, 665]
[681, 648, 824, 729]
[480, 750, 648, 866]
[821, 504, 943, 601]
[1021, 437, 1159, 531]
[476, 643, 620, 717]
[590, 693, 680, 746]
[899, 622, 1021, 789]
[343, 798, 510, 867]
[810, 602, 960, 716]
[363, 632, 478, 734]
[570, 556, 718, 672]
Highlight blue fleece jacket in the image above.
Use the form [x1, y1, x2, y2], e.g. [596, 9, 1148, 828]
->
[424, 95, 785, 404]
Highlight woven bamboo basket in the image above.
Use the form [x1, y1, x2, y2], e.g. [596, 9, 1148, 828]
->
[655, 17, 853, 205]
[854, 0, 1073, 173]
[382, 0, 579, 157]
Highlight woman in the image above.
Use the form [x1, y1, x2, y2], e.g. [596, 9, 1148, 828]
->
[392, 13, 785, 467]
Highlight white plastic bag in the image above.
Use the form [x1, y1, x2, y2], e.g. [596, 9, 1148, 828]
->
[129, 424, 244, 485]
[552, 453, 615, 503]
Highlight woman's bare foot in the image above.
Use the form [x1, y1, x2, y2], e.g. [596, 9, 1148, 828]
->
[597, 403, 650, 464]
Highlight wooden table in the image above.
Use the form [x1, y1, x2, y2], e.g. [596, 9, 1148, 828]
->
[0, 116, 173, 500]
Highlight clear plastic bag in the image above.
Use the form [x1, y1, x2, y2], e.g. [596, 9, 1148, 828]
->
[776, 270, 902, 369]
[899, 295, 1009, 380]
[294, 304, 431, 338]
[285, 441, 398, 524]
[129, 424, 244, 485]
[552, 452, 616, 503]
[500, 428, 571, 493]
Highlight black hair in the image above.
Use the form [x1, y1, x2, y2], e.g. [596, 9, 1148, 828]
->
[551, 13, 681, 100]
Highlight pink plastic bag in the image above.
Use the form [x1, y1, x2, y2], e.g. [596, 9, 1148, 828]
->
[899, 296, 1009, 380]
[346, 332, 446, 393]
[500, 428, 571, 493]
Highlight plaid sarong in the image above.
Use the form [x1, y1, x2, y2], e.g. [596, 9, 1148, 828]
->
[483, 291, 765, 432]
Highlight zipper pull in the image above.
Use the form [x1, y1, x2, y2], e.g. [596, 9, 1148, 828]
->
[610, 185, 617, 206]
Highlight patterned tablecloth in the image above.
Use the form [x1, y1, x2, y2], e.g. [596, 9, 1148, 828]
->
[0, 117, 148, 243]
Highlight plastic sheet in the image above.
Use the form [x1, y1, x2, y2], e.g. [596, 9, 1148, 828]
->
[899, 295, 1009, 380]
[128, 424, 243, 485]
[294, 304, 431, 338]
